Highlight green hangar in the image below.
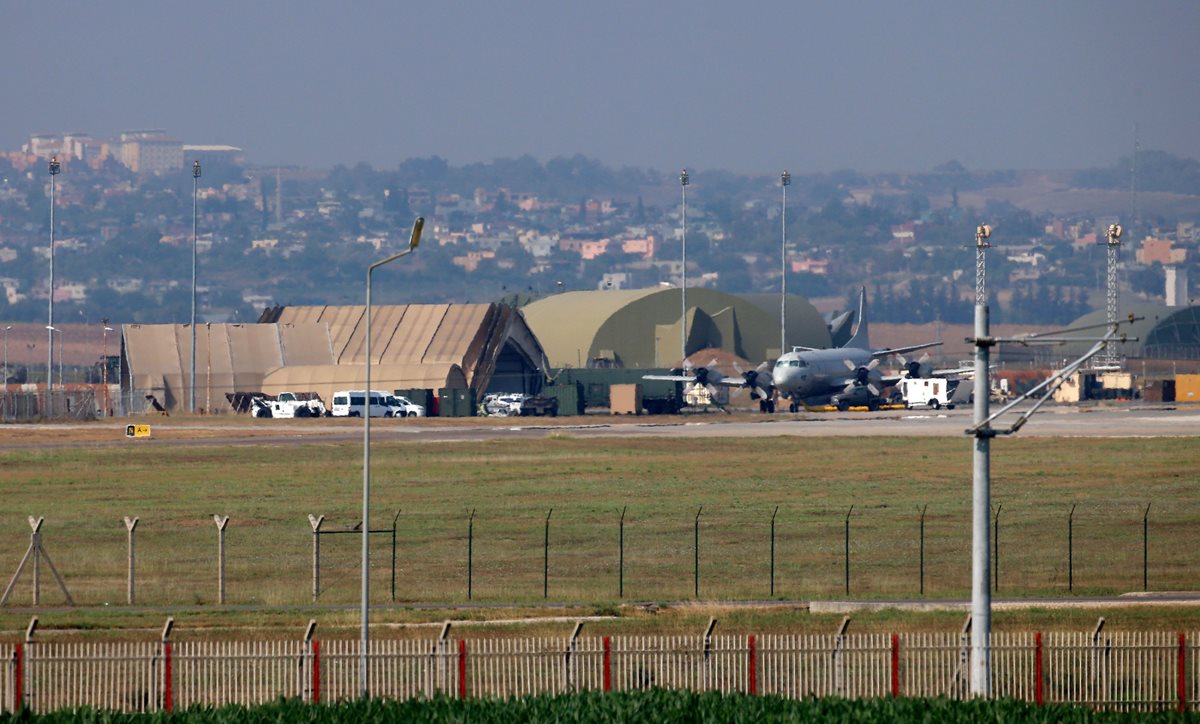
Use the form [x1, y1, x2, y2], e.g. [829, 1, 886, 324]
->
[521, 287, 833, 369]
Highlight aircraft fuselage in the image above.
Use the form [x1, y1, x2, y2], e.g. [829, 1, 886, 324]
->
[771, 347, 881, 403]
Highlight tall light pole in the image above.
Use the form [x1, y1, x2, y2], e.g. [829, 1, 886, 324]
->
[679, 169, 689, 364]
[361, 216, 423, 699]
[970, 223, 992, 696]
[3, 325, 11, 386]
[1101, 224, 1123, 369]
[102, 320, 113, 417]
[46, 326, 61, 390]
[191, 160, 201, 414]
[47, 156, 60, 400]
[780, 170, 791, 356]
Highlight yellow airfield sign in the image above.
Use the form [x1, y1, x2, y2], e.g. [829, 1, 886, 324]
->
[125, 425, 151, 438]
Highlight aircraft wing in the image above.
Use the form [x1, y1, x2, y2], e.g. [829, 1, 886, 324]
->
[641, 373, 745, 387]
[881, 366, 976, 385]
[869, 341, 942, 360]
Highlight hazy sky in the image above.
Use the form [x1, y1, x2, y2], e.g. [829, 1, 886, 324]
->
[3, 1, 1198, 174]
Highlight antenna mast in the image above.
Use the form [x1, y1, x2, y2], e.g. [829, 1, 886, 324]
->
[1100, 224, 1124, 369]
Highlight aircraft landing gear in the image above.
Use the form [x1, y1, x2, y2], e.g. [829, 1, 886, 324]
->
[789, 401, 800, 413]
[759, 398, 776, 414]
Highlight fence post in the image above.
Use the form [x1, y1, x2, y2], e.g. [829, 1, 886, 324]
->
[1035, 631, 1043, 706]
[891, 633, 899, 698]
[312, 638, 321, 704]
[694, 507, 703, 599]
[161, 617, 174, 714]
[1178, 632, 1186, 714]
[618, 507, 626, 599]
[564, 621, 583, 693]
[543, 509, 553, 599]
[458, 640, 467, 699]
[1143, 504, 1151, 592]
[844, 506, 853, 596]
[467, 509, 475, 601]
[124, 516, 139, 605]
[391, 510, 400, 602]
[918, 505, 927, 596]
[603, 636, 612, 692]
[12, 642, 21, 713]
[213, 515, 229, 605]
[748, 634, 757, 695]
[992, 504, 1002, 593]
[302, 620, 317, 703]
[1068, 504, 1075, 593]
[308, 515, 324, 603]
[769, 506, 779, 598]
[833, 616, 850, 696]
[702, 618, 717, 691]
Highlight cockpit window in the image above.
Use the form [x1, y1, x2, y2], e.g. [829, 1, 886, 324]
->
[790, 360, 801, 367]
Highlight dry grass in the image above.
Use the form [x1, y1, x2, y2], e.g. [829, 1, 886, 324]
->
[0, 433, 1197, 637]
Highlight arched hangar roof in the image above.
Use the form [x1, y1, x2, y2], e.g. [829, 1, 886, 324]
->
[1060, 304, 1200, 359]
[522, 288, 831, 369]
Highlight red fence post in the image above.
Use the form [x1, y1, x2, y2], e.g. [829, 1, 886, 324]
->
[458, 640, 467, 700]
[890, 634, 899, 698]
[748, 635, 757, 695]
[603, 637, 612, 693]
[13, 643, 21, 713]
[1035, 632, 1044, 706]
[1179, 633, 1187, 714]
[164, 641, 173, 713]
[312, 639, 321, 705]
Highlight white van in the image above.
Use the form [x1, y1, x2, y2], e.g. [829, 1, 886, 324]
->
[331, 390, 396, 418]
[897, 378, 955, 410]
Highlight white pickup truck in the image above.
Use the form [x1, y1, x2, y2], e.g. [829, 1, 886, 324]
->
[251, 392, 327, 418]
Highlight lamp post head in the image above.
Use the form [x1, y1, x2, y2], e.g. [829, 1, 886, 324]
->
[1107, 224, 1122, 243]
[680, 169, 689, 187]
[193, 160, 202, 179]
[408, 216, 425, 251]
[48, 157, 61, 175]
[976, 224, 992, 246]
[781, 170, 791, 187]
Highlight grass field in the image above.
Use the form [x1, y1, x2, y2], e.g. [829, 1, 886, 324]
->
[0, 433, 1197, 637]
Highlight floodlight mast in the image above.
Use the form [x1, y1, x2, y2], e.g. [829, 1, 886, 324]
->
[780, 170, 791, 356]
[1101, 224, 1123, 368]
[361, 217, 423, 699]
[679, 169, 689, 364]
[969, 223, 993, 697]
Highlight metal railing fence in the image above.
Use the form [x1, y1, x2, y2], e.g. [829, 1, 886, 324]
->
[3, 631, 1196, 714]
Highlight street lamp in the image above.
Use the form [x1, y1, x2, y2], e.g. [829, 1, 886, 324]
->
[780, 170, 791, 357]
[3, 325, 11, 386]
[679, 169, 689, 365]
[46, 326, 62, 390]
[970, 223, 992, 697]
[102, 321, 113, 417]
[361, 216, 423, 699]
[47, 156, 60, 399]
[191, 160, 201, 414]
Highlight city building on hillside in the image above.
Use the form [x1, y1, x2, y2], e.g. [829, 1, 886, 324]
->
[1138, 237, 1188, 266]
[118, 130, 183, 174]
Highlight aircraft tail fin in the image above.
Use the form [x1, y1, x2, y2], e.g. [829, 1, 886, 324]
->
[843, 286, 870, 349]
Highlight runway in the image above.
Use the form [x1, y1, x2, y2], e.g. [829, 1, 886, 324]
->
[2, 405, 1196, 449]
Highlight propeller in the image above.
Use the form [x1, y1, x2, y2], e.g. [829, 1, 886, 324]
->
[895, 352, 932, 379]
[733, 361, 775, 400]
[842, 358, 881, 396]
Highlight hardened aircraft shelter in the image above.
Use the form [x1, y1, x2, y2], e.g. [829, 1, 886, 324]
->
[521, 287, 832, 369]
[120, 303, 550, 413]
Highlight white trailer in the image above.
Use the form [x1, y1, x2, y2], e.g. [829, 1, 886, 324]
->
[897, 378, 955, 410]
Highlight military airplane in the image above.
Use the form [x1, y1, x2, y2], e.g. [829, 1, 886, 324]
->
[644, 288, 968, 412]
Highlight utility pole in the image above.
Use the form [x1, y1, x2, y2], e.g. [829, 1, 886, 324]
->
[191, 160, 201, 413]
[47, 156, 60, 402]
[970, 224, 992, 697]
[679, 169, 689, 364]
[780, 170, 790, 356]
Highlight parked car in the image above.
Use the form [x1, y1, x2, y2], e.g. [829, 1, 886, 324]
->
[386, 394, 425, 417]
[331, 390, 405, 418]
[481, 393, 527, 417]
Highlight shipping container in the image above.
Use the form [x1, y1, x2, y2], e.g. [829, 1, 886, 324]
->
[1176, 374, 1200, 403]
